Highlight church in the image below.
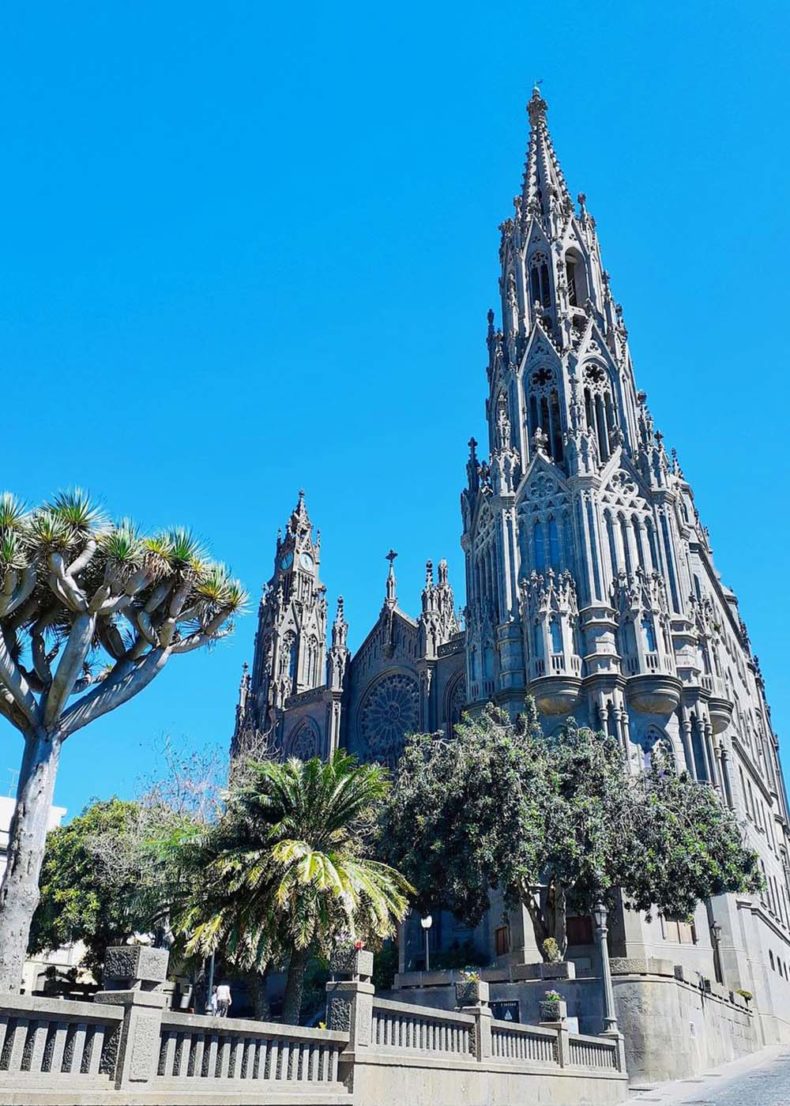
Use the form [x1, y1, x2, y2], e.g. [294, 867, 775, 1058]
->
[232, 89, 790, 1045]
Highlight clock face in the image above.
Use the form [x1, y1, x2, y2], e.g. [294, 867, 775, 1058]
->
[300, 551, 314, 571]
[280, 550, 294, 571]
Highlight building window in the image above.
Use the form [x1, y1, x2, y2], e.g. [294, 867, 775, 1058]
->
[566, 915, 594, 945]
[495, 926, 511, 956]
[548, 517, 561, 567]
[641, 616, 658, 654]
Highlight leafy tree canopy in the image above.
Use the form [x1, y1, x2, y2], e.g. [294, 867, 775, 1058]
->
[171, 751, 412, 1023]
[29, 741, 224, 974]
[380, 702, 762, 958]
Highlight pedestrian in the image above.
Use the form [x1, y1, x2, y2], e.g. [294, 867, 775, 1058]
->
[216, 982, 232, 1018]
[208, 986, 218, 1017]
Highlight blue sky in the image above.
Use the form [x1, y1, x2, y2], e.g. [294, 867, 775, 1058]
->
[1, 1, 788, 816]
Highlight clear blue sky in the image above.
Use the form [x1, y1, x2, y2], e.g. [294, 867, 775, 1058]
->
[1, 1, 788, 817]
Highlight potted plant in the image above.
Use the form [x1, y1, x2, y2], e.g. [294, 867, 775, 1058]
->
[455, 968, 489, 1007]
[329, 933, 374, 979]
[539, 938, 576, 979]
[539, 988, 567, 1022]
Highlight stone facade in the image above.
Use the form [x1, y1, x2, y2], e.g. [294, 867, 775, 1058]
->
[233, 90, 790, 1043]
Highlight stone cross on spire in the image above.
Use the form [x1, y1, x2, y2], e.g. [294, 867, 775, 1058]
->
[385, 550, 398, 608]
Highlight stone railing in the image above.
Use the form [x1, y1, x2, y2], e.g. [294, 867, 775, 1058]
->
[0, 992, 123, 1080]
[0, 947, 628, 1106]
[157, 1010, 347, 1084]
[568, 1033, 619, 1070]
[371, 997, 473, 1055]
[490, 1019, 559, 1064]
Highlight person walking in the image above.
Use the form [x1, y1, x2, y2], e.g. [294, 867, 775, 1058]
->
[216, 982, 232, 1018]
[207, 986, 218, 1016]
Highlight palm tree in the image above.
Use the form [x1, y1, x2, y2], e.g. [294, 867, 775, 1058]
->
[0, 490, 246, 990]
[173, 751, 412, 1023]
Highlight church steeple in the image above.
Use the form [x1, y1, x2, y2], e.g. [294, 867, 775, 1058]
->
[245, 492, 329, 730]
[522, 86, 573, 222]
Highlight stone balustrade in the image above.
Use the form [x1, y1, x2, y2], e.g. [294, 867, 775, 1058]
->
[371, 998, 473, 1055]
[490, 1020, 559, 1064]
[157, 1010, 347, 1085]
[568, 1033, 620, 1070]
[0, 992, 123, 1081]
[0, 946, 629, 1105]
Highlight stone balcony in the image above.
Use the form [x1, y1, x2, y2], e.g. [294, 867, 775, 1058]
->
[529, 653, 582, 714]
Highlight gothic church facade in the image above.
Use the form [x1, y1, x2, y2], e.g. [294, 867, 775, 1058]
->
[233, 91, 790, 1038]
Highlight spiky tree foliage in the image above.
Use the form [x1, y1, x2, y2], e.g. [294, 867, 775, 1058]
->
[172, 752, 412, 1023]
[0, 490, 246, 989]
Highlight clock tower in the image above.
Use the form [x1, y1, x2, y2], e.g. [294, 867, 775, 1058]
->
[245, 491, 328, 735]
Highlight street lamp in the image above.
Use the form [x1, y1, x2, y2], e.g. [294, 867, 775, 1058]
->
[710, 920, 723, 985]
[593, 900, 618, 1034]
[420, 914, 433, 973]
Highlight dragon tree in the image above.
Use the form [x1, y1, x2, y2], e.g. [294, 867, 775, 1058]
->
[0, 490, 246, 990]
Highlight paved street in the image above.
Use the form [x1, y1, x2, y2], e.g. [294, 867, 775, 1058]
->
[625, 1047, 790, 1105]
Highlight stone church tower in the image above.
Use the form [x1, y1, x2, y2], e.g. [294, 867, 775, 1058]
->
[234, 90, 790, 1041]
[460, 87, 790, 1025]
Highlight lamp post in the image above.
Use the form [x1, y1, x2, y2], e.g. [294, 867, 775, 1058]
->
[420, 914, 433, 973]
[593, 900, 618, 1034]
[710, 920, 723, 985]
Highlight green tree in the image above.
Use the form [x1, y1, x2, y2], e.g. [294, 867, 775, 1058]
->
[0, 490, 246, 989]
[29, 742, 225, 974]
[29, 799, 158, 973]
[173, 751, 412, 1023]
[381, 703, 762, 959]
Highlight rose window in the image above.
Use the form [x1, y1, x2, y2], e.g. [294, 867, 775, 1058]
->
[359, 674, 420, 767]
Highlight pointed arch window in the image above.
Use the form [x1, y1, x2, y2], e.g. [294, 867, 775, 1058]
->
[548, 517, 561, 568]
[641, 615, 657, 654]
[549, 618, 563, 655]
[529, 254, 551, 308]
[534, 522, 546, 572]
[533, 622, 543, 659]
[605, 513, 619, 576]
[620, 517, 633, 577]
[690, 715, 708, 782]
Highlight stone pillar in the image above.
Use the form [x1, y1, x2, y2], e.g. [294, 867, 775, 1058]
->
[325, 948, 375, 1054]
[457, 980, 491, 1061]
[94, 945, 169, 1090]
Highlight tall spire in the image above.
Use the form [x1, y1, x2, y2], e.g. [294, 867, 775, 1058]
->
[385, 549, 398, 608]
[522, 86, 572, 221]
[288, 489, 312, 537]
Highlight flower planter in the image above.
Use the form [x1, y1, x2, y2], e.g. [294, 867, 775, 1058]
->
[329, 946, 374, 979]
[539, 998, 567, 1023]
[455, 979, 489, 1007]
[540, 960, 576, 981]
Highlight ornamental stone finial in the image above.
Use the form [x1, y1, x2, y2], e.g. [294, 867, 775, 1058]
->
[528, 84, 547, 124]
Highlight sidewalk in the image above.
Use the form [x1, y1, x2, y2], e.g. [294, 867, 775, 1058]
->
[624, 1046, 790, 1104]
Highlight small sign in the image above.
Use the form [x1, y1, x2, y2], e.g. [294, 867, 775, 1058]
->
[491, 1000, 520, 1023]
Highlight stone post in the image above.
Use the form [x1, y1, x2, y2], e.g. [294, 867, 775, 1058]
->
[556, 1023, 571, 1068]
[94, 945, 169, 1090]
[325, 947, 375, 1054]
[457, 979, 491, 1062]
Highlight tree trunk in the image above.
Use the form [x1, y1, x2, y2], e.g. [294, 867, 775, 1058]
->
[246, 970, 271, 1021]
[0, 729, 62, 991]
[523, 888, 551, 960]
[550, 881, 568, 959]
[282, 947, 310, 1025]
